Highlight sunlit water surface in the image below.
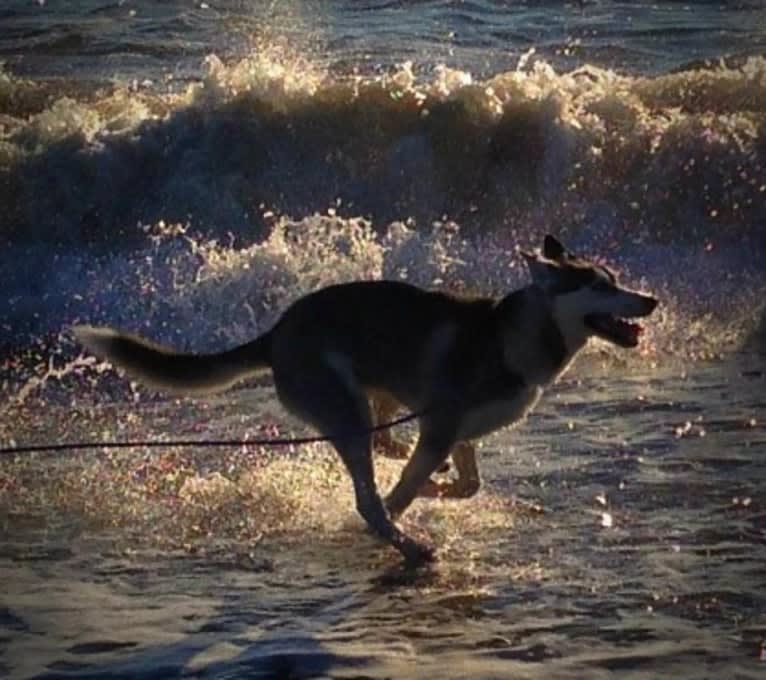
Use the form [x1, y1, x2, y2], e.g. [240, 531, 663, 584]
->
[2, 356, 764, 678]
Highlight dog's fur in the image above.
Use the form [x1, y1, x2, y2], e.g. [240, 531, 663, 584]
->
[73, 235, 658, 564]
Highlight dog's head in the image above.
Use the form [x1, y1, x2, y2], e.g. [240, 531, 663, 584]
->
[522, 235, 658, 348]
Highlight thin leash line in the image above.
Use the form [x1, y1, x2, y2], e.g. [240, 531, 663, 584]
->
[0, 410, 423, 457]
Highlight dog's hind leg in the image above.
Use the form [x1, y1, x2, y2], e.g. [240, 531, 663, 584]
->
[416, 442, 480, 499]
[371, 391, 410, 460]
[273, 365, 434, 564]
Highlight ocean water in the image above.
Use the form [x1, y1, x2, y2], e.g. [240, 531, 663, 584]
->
[1, 1, 765, 678]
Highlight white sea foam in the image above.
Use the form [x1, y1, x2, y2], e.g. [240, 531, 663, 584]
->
[0, 54, 763, 372]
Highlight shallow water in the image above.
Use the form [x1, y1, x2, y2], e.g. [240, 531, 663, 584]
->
[2, 355, 764, 678]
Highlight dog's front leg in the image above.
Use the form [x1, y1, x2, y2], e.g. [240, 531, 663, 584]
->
[384, 427, 455, 519]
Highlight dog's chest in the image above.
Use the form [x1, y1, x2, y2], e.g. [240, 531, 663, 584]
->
[457, 385, 542, 441]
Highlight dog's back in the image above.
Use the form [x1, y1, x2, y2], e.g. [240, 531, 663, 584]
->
[269, 280, 499, 403]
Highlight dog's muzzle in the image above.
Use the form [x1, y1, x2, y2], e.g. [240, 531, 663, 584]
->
[585, 295, 658, 348]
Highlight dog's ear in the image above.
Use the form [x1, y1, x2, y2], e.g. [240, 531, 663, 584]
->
[522, 248, 560, 288]
[543, 235, 568, 261]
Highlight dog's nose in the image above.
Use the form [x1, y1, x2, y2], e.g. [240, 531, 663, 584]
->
[644, 296, 659, 313]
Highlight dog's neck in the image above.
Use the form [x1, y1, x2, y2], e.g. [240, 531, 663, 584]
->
[498, 285, 586, 387]
[549, 290, 591, 359]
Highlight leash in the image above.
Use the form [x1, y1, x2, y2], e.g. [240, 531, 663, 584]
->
[0, 410, 422, 458]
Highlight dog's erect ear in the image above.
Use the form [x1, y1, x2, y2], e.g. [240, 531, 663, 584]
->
[543, 235, 568, 261]
[522, 248, 559, 289]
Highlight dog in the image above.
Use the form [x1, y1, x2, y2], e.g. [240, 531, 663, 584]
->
[73, 235, 658, 564]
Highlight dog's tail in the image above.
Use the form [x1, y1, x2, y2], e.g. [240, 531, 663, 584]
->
[72, 325, 271, 396]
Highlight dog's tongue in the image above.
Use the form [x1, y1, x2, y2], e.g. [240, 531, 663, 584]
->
[622, 320, 644, 344]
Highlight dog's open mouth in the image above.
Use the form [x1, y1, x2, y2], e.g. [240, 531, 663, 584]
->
[584, 314, 644, 348]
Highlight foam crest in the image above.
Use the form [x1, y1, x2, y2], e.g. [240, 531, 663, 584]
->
[2, 54, 763, 248]
[198, 47, 326, 106]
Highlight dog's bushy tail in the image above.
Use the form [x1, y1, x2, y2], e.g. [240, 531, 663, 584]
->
[72, 325, 271, 395]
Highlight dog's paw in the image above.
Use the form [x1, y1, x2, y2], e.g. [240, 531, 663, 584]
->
[400, 538, 436, 566]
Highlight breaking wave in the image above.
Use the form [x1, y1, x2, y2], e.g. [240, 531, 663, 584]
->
[0, 50, 764, 370]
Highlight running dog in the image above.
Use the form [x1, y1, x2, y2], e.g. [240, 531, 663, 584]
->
[74, 235, 658, 564]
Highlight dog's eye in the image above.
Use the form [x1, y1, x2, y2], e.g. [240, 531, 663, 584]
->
[592, 280, 616, 293]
